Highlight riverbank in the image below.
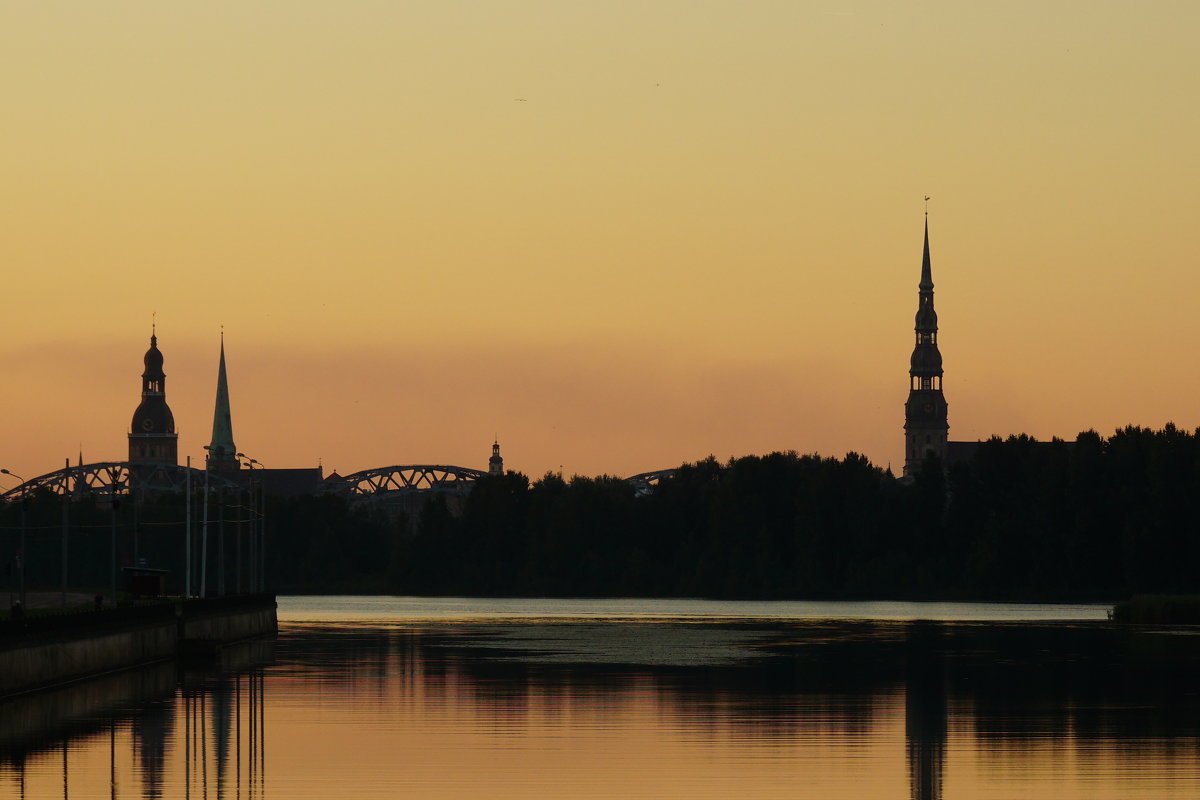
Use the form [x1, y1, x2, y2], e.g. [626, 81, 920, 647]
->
[0, 594, 277, 697]
[1111, 594, 1200, 624]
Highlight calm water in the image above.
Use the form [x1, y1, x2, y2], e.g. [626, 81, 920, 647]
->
[3, 597, 1200, 799]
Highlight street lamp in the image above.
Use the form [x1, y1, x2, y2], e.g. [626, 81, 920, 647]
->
[1, 469, 26, 608]
[237, 455, 266, 593]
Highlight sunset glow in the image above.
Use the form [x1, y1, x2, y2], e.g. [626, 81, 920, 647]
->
[3, 1, 1198, 481]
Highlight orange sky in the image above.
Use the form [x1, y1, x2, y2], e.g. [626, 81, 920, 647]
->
[3, 1, 1199, 483]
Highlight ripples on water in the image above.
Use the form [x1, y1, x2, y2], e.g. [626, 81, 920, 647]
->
[1, 598, 1198, 799]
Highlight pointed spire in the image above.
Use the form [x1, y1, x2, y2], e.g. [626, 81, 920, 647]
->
[208, 331, 237, 465]
[920, 213, 933, 291]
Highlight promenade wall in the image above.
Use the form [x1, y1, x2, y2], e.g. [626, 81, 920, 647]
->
[0, 595, 276, 697]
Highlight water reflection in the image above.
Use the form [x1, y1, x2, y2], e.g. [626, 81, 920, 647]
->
[0, 641, 270, 799]
[905, 622, 945, 800]
[3, 618, 1200, 799]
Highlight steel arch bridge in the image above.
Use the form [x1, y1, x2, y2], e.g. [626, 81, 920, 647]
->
[328, 465, 490, 501]
[625, 469, 677, 497]
[0, 461, 244, 501]
[325, 464, 680, 503]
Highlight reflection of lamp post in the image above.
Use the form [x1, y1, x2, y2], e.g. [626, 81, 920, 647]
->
[1, 469, 25, 607]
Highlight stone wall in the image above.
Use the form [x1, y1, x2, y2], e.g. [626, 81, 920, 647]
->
[0, 595, 277, 697]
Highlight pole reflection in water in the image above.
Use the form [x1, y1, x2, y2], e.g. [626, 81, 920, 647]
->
[0, 644, 269, 799]
[7, 609, 1200, 799]
[181, 670, 265, 800]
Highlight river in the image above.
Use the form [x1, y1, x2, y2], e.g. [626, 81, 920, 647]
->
[3, 597, 1199, 799]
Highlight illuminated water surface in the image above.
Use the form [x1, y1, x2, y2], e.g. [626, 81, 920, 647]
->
[2, 597, 1198, 799]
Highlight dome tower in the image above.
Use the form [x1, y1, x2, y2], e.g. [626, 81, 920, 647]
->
[128, 325, 179, 465]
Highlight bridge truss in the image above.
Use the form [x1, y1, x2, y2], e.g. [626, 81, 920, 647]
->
[0, 461, 681, 504]
[0, 461, 244, 501]
[625, 469, 678, 497]
[328, 465, 490, 502]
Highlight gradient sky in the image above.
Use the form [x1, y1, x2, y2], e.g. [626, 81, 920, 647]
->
[2, 1, 1198, 483]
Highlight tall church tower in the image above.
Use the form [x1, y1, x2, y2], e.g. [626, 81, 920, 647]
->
[128, 326, 179, 465]
[207, 333, 239, 475]
[903, 214, 948, 477]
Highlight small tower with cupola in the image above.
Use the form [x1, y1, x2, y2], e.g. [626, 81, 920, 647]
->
[489, 439, 504, 476]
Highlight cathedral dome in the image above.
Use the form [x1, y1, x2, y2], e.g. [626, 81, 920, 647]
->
[131, 398, 176, 436]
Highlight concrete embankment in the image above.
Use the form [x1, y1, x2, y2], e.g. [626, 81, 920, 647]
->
[0, 594, 277, 697]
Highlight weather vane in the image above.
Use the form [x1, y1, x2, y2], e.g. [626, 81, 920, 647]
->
[152, 310, 157, 335]
[924, 195, 931, 216]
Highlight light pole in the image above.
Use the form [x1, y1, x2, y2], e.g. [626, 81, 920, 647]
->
[61, 458, 69, 608]
[1, 469, 25, 608]
[109, 494, 120, 607]
[200, 450, 211, 599]
[238, 455, 251, 594]
[238, 455, 265, 593]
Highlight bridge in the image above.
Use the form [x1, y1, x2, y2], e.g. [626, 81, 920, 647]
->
[325, 465, 488, 501]
[0, 461, 243, 501]
[2, 461, 679, 503]
[624, 469, 678, 497]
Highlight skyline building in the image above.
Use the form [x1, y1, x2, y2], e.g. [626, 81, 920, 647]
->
[128, 327, 179, 465]
[903, 215, 950, 477]
[489, 440, 504, 475]
[207, 333, 239, 475]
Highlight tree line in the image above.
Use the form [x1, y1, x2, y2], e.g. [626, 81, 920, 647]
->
[3, 424, 1198, 601]
[390, 423, 1200, 601]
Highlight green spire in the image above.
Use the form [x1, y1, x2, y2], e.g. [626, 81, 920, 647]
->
[208, 333, 237, 462]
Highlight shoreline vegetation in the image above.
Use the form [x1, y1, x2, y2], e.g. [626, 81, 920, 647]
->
[4, 425, 1200, 606]
[1111, 595, 1200, 624]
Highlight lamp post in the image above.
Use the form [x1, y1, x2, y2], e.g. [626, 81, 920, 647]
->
[1, 469, 25, 608]
[199, 449, 211, 599]
[61, 458, 69, 608]
[237, 455, 250, 594]
[238, 455, 265, 593]
[109, 493, 120, 607]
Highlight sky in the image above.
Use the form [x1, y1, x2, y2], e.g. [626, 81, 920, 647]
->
[2, 1, 1199, 484]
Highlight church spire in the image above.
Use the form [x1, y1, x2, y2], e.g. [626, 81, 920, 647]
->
[207, 331, 238, 473]
[920, 215, 933, 291]
[903, 208, 949, 478]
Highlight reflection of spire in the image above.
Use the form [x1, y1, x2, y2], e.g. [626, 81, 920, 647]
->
[906, 621, 946, 800]
[134, 698, 172, 800]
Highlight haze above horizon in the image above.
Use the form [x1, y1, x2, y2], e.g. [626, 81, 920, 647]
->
[3, 1, 1198, 481]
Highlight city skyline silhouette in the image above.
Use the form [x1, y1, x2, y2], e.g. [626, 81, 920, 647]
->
[3, 2, 1198, 484]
